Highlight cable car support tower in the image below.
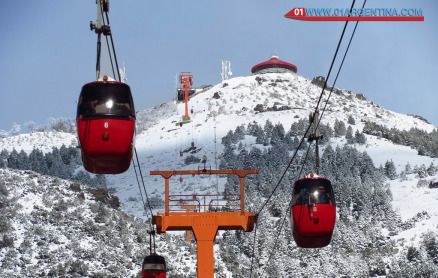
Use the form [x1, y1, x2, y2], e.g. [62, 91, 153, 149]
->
[177, 72, 193, 126]
[150, 168, 259, 278]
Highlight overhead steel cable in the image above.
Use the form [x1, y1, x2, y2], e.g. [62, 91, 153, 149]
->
[97, 0, 155, 220]
[249, 0, 359, 276]
[250, 143, 312, 278]
[259, 144, 312, 277]
[316, 0, 367, 131]
[255, 0, 356, 217]
[132, 157, 151, 218]
[249, 220, 258, 277]
[134, 148, 154, 217]
[102, 8, 122, 81]
[99, 2, 117, 80]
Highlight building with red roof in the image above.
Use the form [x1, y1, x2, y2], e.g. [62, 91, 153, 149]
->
[251, 56, 297, 75]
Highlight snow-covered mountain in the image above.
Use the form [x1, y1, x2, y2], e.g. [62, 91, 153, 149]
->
[111, 72, 437, 224]
[0, 168, 209, 277]
[1, 71, 437, 276]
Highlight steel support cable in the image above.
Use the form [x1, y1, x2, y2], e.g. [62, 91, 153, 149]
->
[134, 147, 154, 218]
[255, 0, 355, 216]
[316, 0, 366, 130]
[103, 10, 122, 81]
[259, 144, 312, 277]
[250, 1, 357, 275]
[132, 157, 150, 219]
[249, 219, 258, 278]
[96, 2, 155, 222]
[99, 1, 117, 80]
[310, 0, 357, 118]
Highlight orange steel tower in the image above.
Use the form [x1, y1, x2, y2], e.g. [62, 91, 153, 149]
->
[150, 169, 259, 278]
[179, 72, 193, 124]
[180, 203, 197, 243]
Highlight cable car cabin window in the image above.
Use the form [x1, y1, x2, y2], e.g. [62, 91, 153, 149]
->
[143, 264, 166, 271]
[292, 179, 335, 205]
[78, 82, 135, 118]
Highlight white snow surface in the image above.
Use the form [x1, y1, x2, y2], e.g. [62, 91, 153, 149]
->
[0, 131, 77, 153]
[389, 174, 438, 247]
[106, 72, 436, 220]
[1, 72, 437, 274]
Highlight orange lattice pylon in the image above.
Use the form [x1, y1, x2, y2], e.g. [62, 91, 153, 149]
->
[150, 169, 259, 278]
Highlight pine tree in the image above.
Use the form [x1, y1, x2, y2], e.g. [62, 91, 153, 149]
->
[348, 115, 356, 125]
[220, 145, 237, 169]
[405, 162, 412, 174]
[221, 130, 234, 147]
[233, 125, 246, 143]
[416, 164, 428, 178]
[354, 130, 367, 144]
[346, 126, 354, 144]
[384, 160, 397, 180]
[59, 145, 71, 165]
[7, 149, 19, 169]
[18, 150, 29, 170]
[74, 170, 94, 185]
[263, 120, 274, 141]
[319, 123, 333, 144]
[46, 148, 70, 179]
[289, 118, 308, 137]
[0, 150, 8, 168]
[334, 120, 347, 137]
[247, 121, 263, 138]
[270, 123, 285, 145]
[29, 149, 48, 174]
[426, 162, 437, 176]
[422, 232, 438, 264]
[399, 171, 407, 181]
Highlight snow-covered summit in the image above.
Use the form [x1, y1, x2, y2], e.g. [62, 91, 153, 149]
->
[138, 72, 434, 140]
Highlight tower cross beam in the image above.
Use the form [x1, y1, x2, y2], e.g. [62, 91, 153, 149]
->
[150, 168, 259, 277]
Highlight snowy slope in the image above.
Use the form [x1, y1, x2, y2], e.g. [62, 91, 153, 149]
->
[0, 168, 146, 277]
[1, 73, 433, 160]
[106, 72, 436, 219]
[389, 174, 438, 247]
[0, 168, 206, 277]
[1, 71, 437, 276]
[0, 131, 77, 153]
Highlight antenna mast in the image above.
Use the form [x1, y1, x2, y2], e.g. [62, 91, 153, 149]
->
[221, 60, 232, 82]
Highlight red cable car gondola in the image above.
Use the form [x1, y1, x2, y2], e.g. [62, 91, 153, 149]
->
[291, 174, 336, 248]
[142, 253, 167, 278]
[76, 78, 135, 174]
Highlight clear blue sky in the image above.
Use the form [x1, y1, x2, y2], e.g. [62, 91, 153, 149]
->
[0, 0, 437, 130]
